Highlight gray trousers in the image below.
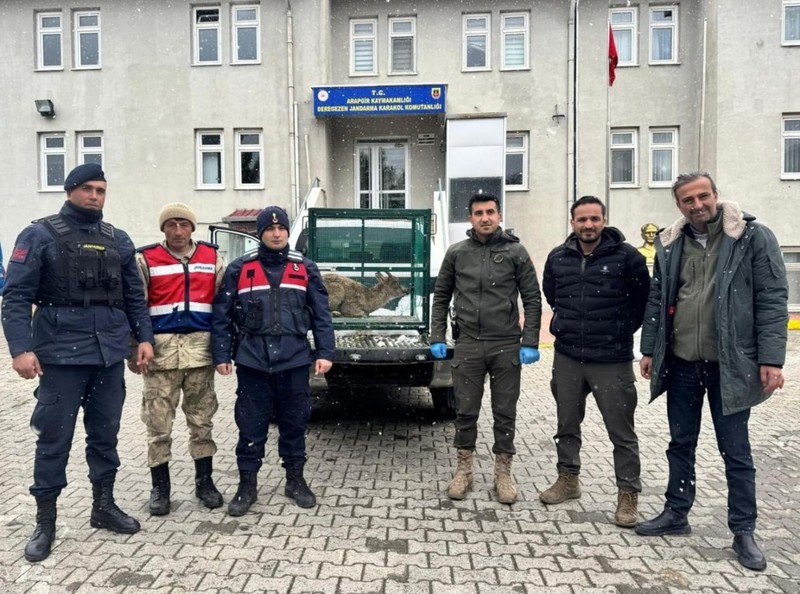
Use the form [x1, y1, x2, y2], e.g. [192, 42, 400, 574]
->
[451, 335, 521, 455]
[550, 351, 642, 491]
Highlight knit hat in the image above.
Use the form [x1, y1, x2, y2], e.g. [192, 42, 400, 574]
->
[64, 163, 106, 192]
[158, 202, 197, 230]
[257, 206, 290, 236]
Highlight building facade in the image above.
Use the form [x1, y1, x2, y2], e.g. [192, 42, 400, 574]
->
[1, 0, 798, 307]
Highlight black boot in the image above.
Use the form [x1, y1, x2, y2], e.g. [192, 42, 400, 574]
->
[635, 507, 690, 536]
[283, 459, 316, 509]
[194, 457, 223, 509]
[227, 470, 258, 517]
[149, 463, 170, 516]
[733, 533, 767, 571]
[90, 479, 141, 534]
[24, 495, 57, 563]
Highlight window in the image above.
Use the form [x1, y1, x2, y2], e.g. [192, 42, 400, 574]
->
[351, 19, 377, 76]
[783, 116, 800, 179]
[783, 247, 800, 312]
[74, 10, 101, 68]
[610, 129, 638, 186]
[235, 130, 263, 188]
[232, 5, 260, 63]
[40, 133, 66, 191]
[650, 128, 678, 186]
[610, 8, 638, 65]
[501, 12, 529, 70]
[650, 6, 678, 64]
[196, 130, 224, 189]
[78, 133, 103, 167]
[785, 1, 800, 45]
[505, 132, 529, 190]
[463, 14, 490, 70]
[389, 17, 415, 74]
[36, 12, 63, 70]
[194, 7, 221, 65]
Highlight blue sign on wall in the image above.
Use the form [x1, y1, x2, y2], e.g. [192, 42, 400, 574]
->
[312, 84, 446, 117]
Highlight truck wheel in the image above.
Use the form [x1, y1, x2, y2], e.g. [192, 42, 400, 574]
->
[430, 387, 457, 419]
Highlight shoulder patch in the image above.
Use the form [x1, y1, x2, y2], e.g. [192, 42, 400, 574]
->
[99, 222, 115, 239]
[10, 245, 30, 264]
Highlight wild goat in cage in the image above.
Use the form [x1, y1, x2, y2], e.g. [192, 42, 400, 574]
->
[323, 271, 409, 317]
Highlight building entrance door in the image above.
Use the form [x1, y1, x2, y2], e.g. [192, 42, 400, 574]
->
[356, 142, 408, 208]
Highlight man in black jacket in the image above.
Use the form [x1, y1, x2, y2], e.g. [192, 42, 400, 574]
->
[540, 195, 650, 527]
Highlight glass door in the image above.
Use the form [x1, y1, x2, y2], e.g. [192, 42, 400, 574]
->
[356, 142, 408, 209]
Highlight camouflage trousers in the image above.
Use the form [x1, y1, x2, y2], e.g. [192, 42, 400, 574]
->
[141, 366, 218, 467]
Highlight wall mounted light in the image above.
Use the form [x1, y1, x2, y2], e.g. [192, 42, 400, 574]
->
[35, 99, 56, 118]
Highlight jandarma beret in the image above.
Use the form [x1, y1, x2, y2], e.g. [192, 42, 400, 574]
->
[158, 202, 197, 230]
[63, 163, 106, 192]
[257, 206, 291, 236]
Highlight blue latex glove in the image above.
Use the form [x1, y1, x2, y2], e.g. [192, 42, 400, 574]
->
[430, 342, 447, 359]
[520, 347, 540, 365]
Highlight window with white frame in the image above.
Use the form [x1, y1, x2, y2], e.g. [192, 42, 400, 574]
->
[196, 130, 224, 189]
[351, 19, 377, 76]
[501, 12, 529, 70]
[463, 14, 490, 70]
[232, 5, 260, 63]
[785, 1, 800, 45]
[194, 7, 221, 65]
[40, 133, 66, 191]
[610, 7, 637, 65]
[389, 17, 415, 74]
[782, 247, 800, 312]
[74, 10, 101, 68]
[650, 128, 678, 186]
[610, 129, 638, 186]
[650, 6, 678, 64]
[236, 130, 263, 188]
[37, 12, 63, 70]
[505, 132, 529, 190]
[78, 133, 103, 167]
[783, 116, 800, 179]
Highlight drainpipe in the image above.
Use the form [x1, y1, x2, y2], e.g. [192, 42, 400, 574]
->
[568, 0, 580, 232]
[699, 18, 708, 169]
[287, 2, 299, 216]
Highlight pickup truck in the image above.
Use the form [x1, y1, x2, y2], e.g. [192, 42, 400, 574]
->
[210, 207, 455, 417]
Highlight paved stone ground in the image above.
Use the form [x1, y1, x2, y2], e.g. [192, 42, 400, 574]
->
[1, 325, 799, 594]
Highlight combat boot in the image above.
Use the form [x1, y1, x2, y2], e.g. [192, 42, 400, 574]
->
[539, 473, 581, 505]
[494, 453, 518, 504]
[24, 494, 57, 563]
[90, 479, 141, 534]
[194, 457, 223, 509]
[228, 470, 258, 517]
[447, 449, 473, 500]
[283, 459, 317, 508]
[614, 489, 639, 528]
[148, 463, 170, 516]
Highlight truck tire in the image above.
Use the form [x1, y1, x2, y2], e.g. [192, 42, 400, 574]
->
[430, 387, 457, 419]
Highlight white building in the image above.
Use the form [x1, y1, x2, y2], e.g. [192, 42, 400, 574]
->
[1, 0, 798, 307]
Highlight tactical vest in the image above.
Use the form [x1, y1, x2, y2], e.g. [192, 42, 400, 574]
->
[140, 242, 218, 333]
[235, 250, 309, 336]
[35, 214, 124, 308]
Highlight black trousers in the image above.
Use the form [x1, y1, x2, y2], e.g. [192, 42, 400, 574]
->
[234, 364, 311, 472]
[30, 362, 126, 497]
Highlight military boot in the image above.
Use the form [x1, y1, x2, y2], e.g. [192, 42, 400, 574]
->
[494, 453, 518, 504]
[283, 459, 317, 509]
[228, 470, 258, 517]
[194, 457, 223, 509]
[148, 463, 170, 516]
[539, 473, 581, 505]
[90, 479, 141, 534]
[447, 449, 474, 500]
[24, 494, 57, 563]
[614, 489, 639, 528]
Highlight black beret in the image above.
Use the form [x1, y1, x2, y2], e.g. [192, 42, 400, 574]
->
[64, 163, 106, 192]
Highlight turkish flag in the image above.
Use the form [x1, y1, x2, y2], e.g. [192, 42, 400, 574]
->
[609, 25, 618, 86]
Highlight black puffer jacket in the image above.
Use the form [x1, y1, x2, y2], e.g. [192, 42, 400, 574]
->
[543, 227, 650, 363]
